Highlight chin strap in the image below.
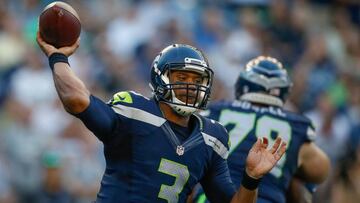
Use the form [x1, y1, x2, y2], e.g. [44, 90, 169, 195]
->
[169, 104, 197, 116]
[168, 98, 197, 116]
[240, 93, 284, 107]
[165, 90, 198, 116]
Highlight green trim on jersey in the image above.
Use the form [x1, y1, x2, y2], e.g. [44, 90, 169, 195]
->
[112, 91, 133, 104]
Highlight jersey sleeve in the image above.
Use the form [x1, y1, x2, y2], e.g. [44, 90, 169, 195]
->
[305, 121, 316, 142]
[292, 112, 317, 143]
[74, 92, 135, 143]
[200, 123, 236, 203]
[200, 157, 236, 203]
[74, 95, 119, 142]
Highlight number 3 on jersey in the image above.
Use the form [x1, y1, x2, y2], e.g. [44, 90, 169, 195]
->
[219, 110, 291, 178]
[158, 158, 190, 203]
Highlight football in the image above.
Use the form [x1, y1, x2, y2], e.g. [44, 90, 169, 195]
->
[39, 1, 81, 48]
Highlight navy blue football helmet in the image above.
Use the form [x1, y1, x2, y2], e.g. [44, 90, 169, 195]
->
[150, 44, 213, 116]
[235, 56, 292, 107]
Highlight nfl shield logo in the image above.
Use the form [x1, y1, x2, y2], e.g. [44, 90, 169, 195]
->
[176, 145, 185, 156]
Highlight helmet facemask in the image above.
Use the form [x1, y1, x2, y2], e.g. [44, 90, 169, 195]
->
[152, 60, 213, 116]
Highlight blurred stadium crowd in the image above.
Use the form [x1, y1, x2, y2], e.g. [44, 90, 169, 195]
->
[0, 0, 359, 202]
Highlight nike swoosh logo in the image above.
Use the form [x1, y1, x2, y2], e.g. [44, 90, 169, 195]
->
[118, 95, 126, 100]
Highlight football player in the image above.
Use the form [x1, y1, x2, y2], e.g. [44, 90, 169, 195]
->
[286, 177, 317, 203]
[193, 56, 329, 203]
[36, 32, 287, 203]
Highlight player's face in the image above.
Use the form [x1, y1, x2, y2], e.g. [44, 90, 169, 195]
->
[169, 70, 204, 105]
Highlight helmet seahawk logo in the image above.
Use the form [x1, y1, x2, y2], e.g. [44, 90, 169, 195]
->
[112, 91, 133, 104]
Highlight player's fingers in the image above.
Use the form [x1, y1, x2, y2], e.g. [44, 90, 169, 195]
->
[61, 37, 80, 56]
[36, 31, 41, 40]
[36, 31, 40, 41]
[274, 141, 287, 161]
[261, 137, 269, 149]
[75, 37, 80, 47]
[36, 31, 44, 46]
[36, 31, 50, 46]
[36, 31, 57, 56]
[269, 136, 282, 154]
[69, 37, 80, 48]
[36, 31, 49, 53]
[251, 138, 262, 152]
[74, 37, 80, 50]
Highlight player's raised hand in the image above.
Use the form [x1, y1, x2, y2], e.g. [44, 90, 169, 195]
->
[245, 136, 287, 179]
[36, 31, 80, 57]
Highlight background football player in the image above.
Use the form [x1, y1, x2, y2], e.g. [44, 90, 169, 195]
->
[286, 177, 317, 203]
[193, 56, 330, 203]
[36, 32, 287, 203]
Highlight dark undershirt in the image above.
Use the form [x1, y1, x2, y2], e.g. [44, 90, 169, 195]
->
[168, 118, 196, 142]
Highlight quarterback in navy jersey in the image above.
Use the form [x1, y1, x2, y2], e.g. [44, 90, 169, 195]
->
[194, 56, 329, 203]
[37, 32, 287, 203]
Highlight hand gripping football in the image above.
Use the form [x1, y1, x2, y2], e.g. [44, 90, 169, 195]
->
[39, 1, 81, 48]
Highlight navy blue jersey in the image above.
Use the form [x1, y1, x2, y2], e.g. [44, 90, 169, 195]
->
[75, 91, 236, 203]
[195, 100, 315, 203]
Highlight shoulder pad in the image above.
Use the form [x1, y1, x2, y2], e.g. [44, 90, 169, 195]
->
[110, 91, 134, 105]
[109, 91, 149, 106]
[287, 111, 317, 141]
[200, 115, 230, 147]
